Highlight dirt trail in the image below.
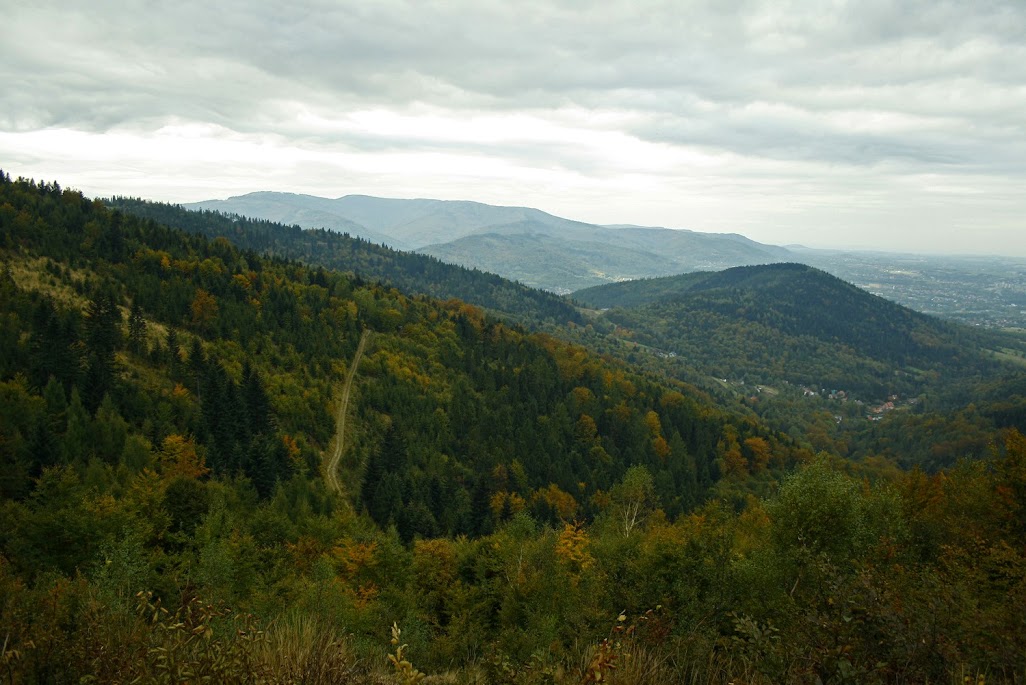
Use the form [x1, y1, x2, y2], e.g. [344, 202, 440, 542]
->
[326, 329, 371, 497]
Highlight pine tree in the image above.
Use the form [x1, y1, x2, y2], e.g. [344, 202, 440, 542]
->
[242, 360, 272, 436]
[188, 337, 206, 399]
[127, 300, 147, 355]
[165, 327, 182, 379]
[63, 387, 93, 465]
[31, 298, 82, 393]
[83, 291, 121, 410]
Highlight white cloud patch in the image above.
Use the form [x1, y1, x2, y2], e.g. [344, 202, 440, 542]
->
[1, 0, 1024, 255]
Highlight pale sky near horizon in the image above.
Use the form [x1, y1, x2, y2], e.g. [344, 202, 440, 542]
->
[2, 1, 1025, 256]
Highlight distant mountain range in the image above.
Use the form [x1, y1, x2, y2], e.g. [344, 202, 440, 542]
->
[186, 192, 792, 292]
[111, 198, 581, 326]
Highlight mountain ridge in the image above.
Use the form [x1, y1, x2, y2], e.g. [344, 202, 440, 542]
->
[185, 191, 794, 291]
[111, 197, 583, 326]
[572, 262, 1000, 400]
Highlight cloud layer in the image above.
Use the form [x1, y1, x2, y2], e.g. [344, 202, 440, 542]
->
[2, 0, 1024, 254]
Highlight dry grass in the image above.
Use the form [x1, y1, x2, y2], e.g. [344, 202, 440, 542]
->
[6, 255, 89, 308]
[258, 612, 362, 685]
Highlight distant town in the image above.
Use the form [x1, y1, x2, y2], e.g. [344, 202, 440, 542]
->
[798, 250, 1026, 330]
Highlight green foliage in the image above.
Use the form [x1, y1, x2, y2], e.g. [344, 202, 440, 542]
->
[769, 457, 871, 560]
[572, 263, 1026, 470]
[110, 196, 583, 327]
[2, 172, 1026, 683]
[576, 263, 992, 396]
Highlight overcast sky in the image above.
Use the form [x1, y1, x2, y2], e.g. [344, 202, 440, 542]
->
[2, 0, 1025, 256]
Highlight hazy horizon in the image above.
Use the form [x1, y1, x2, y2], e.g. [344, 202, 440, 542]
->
[3, 1, 1025, 257]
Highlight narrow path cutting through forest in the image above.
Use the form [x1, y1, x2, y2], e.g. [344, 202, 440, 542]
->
[326, 328, 371, 497]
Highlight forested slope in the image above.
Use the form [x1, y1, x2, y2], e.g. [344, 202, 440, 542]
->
[109, 197, 582, 326]
[2, 174, 1025, 683]
[575, 263, 1010, 397]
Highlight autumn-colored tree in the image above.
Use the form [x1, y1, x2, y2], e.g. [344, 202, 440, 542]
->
[555, 521, 594, 581]
[190, 288, 219, 330]
[651, 435, 671, 461]
[158, 433, 209, 479]
[744, 436, 772, 472]
[532, 483, 579, 522]
[718, 426, 748, 478]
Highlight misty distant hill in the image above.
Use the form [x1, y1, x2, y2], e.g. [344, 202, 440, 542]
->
[185, 192, 397, 246]
[186, 193, 585, 250]
[186, 192, 793, 292]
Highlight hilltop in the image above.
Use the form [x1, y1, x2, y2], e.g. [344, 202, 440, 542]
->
[572, 263, 1026, 467]
[187, 191, 792, 292]
[573, 263, 986, 392]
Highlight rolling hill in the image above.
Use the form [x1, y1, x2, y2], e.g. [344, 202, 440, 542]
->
[186, 192, 793, 291]
[573, 263, 1013, 399]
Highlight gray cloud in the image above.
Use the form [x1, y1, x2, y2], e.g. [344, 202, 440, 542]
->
[1, 0, 1024, 255]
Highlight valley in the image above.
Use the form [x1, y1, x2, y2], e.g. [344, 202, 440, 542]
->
[6, 0, 1024, 680]
[792, 248, 1026, 329]
[1, 174, 1025, 683]
[188, 190, 1026, 329]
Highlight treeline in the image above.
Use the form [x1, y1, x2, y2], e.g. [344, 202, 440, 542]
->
[108, 197, 582, 326]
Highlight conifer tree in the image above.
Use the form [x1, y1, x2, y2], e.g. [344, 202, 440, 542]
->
[83, 290, 121, 410]
[165, 327, 181, 379]
[31, 298, 82, 393]
[242, 360, 272, 436]
[127, 300, 147, 355]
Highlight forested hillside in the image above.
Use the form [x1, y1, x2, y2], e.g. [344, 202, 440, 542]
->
[575, 263, 1016, 396]
[573, 264, 1026, 469]
[2, 174, 1025, 683]
[109, 198, 582, 326]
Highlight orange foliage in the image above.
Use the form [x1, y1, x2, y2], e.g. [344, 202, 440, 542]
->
[190, 288, 219, 328]
[158, 434, 209, 479]
[652, 436, 671, 461]
[287, 535, 326, 575]
[332, 539, 380, 607]
[743, 436, 772, 472]
[281, 434, 301, 464]
[718, 427, 747, 478]
[332, 540, 378, 579]
[533, 483, 579, 521]
[555, 521, 594, 578]
[721, 448, 748, 477]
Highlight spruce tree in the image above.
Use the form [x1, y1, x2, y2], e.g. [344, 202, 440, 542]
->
[83, 291, 121, 410]
[127, 301, 147, 355]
